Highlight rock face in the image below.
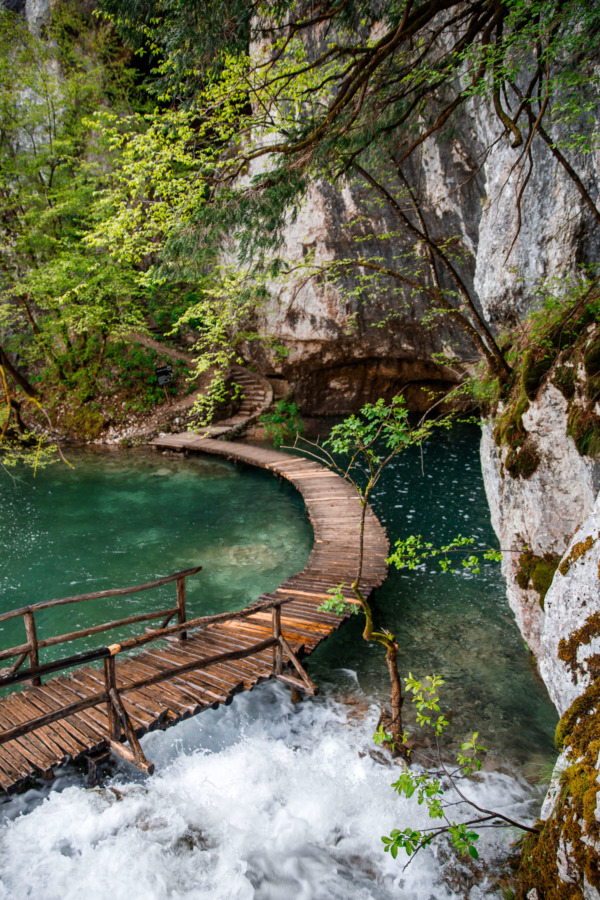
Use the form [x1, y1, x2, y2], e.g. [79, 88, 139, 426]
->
[516, 502, 600, 897]
[25, 0, 51, 30]
[481, 384, 600, 657]
[250, 75, 600, 413]
[248, 174, 474, 414]
[540, 494, 600, 716]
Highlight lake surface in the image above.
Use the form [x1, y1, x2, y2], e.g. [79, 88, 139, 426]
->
[0, 448, 313, 662]
[0, 430, 558, 898]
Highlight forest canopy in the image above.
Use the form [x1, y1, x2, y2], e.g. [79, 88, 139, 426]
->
[1, 0, 599, 463]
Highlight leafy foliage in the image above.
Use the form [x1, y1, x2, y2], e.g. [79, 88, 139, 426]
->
[260, 396, 304, 448]
[388, 535, 502, 574]
[88, 0, 600, 384]
[381, 675, 535, 866]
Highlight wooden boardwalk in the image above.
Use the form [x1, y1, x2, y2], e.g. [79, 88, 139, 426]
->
[0, 438, 388, 793]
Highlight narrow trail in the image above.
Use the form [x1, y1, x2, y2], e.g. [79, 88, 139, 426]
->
[126, 333, 273, 437]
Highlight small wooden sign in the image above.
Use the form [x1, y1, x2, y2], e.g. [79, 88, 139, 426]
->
[155, 364, 173, 386]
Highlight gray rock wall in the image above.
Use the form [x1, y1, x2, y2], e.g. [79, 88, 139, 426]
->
[540, 493, 600, 715]
[481, 384, 600, 658]
[253, 75, 600, 413]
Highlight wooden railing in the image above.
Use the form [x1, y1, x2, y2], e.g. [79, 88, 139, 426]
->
[0, 566, 202, 686]
[0, 569, 317, 775]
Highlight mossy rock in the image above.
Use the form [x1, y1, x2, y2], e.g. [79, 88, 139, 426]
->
[567, 405, 600, 457]
[494, 394, 530, 448]
[522, 349, 554, 400]
[505, 440, 540, 479]
[517, 681, 600, 897]
[517, 550, 561, 608]
[552, 364, 576, 400]
[63, 406, 106, 440]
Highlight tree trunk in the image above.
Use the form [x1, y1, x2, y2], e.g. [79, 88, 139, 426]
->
[0, 345, 38, 399]
[385, 638, 405, 750]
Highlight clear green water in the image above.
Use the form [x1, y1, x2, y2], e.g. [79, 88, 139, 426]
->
[0, 448, 313, 666]
[301, 422, 558, 770]
[0, 429, 557, 769]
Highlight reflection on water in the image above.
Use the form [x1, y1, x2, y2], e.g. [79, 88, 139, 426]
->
[0, 449, 313, 663]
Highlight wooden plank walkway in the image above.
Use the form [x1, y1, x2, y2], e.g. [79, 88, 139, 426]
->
[0, 438, 388, 793]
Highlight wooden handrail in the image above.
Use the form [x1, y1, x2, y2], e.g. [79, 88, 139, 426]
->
[0, 607, 178, 662]
[0, 595, 297, 688]
[0, 566, 203, 623]
[0, 566, 203, 679]
[0, 598, 317, 750]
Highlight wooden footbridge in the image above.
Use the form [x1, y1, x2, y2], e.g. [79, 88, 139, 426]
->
[0, 438, 388, 793]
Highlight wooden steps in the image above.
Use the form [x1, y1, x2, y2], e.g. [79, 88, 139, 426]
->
[0, 439, 388, 792]
[185, 365, 273, 440]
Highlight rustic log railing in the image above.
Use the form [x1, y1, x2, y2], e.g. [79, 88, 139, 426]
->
[0, 566, 202, 688]
[0, 569, 317, 775]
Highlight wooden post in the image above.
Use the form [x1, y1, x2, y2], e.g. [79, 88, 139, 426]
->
[176, 577, 187, 641]
[104, 656, 120, 740]
[23, 611, 40, 686]
[272, 604, 282, 675]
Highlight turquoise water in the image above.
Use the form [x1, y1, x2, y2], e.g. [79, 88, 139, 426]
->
[0, 431, 558, 897]
[0, 448, 313, 666]
[300, 422, 558, 769]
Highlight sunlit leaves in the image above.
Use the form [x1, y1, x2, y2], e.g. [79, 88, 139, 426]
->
[387, 534, 502, 574]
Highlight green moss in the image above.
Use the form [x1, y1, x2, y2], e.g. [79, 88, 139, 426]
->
[494, 393, 530, 448]
[558, 610, 600, 684]
[522, 348, 555, 400]
[63, 406, 105, 439]
[517, 550, 561, 607]
[517, 680, 600, 897]
[491, 286, 600, 482]
[567, 406, 600, 457]
[505, 441, 541, 479]
[553, 364, 576, 400]
[559, 534, 597, 577]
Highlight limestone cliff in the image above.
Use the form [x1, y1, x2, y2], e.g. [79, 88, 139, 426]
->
[481, 385, 600, 658]
[516, 499, 600, 897]
[248, 81, 600, 414]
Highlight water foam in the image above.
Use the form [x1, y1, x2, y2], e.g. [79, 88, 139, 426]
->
[0, 680, 539, 899]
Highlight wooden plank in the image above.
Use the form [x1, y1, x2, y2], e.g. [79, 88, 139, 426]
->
[18, 689, 93, 757]
[38, 679, 109, 745]
[122, 660, 194, 717]
[67, 668, 154, 733]
[0, 701, 63, 771]
[128, 659, 204, 713]
[144, 646, 237, 702]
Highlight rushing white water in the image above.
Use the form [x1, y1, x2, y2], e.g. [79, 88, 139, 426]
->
[0, 678, 540, 900]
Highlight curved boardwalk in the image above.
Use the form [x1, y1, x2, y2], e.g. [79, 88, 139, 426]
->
[162, 437, 390, 646]
[0, 439, 388, 792]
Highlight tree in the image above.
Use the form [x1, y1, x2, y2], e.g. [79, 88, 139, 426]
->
[90, 0, 600, 390]
[291, 395, 452, 748]
[379, 674, 539, 866]
[0, 4, 164, 464]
